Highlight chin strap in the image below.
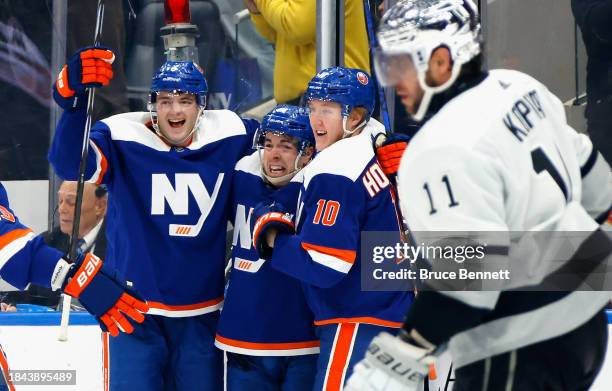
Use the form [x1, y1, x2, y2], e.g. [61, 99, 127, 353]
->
[148, 107, 205, 146]
[342, 116, 367, 138]
[413, 64, 462, 121]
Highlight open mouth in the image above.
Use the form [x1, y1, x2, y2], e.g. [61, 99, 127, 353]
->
[168, 119, 186, 128]
[268, 164, 286, 175]
[315, 129, 327, 137]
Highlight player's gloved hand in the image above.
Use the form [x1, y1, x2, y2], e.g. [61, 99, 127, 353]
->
[344, 332, 435, 391]
[60, 252, 148, 337]
[53, 45, 115, 110]
[251, 202, 295, 260]
[373, 132, 411, 185]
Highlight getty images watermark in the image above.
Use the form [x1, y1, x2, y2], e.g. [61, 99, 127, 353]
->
[360, 230, 612, 291]
[371, 241, 510, 282]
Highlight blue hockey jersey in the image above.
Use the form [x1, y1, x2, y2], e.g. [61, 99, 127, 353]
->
[0, 183, 64, 291]
[215, 152, 319, 356]
[271, 124, 414, 326]
[49, 109, 258, 317]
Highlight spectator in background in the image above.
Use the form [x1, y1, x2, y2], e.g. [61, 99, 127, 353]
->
[245, 0, 370, 105]
[572, 0, 612, 164]
[1, 181, 108, 310]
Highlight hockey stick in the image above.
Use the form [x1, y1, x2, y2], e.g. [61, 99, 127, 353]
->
[363, 0, 391, 131]
[58, 0, 106, 342]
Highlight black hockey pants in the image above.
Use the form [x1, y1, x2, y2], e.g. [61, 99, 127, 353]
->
[453, 308, 608, 391]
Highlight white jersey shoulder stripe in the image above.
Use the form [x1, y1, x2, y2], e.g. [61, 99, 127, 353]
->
[303, 120, 383, 189]
[100, 110, 247, 152]
[191, 110, 247, 149]
[101, 112, 171, 151]
[234, 151, 261, 177]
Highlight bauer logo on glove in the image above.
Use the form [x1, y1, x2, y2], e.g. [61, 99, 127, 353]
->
[60, 252, 149, 337]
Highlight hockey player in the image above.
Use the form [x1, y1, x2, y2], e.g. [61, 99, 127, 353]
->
[49, 47, 259, 390]
[346, 1, 612, 390]
[251, 67, 414, 391]
[0, 183, 148, 391]
[215, 104, 319, 390]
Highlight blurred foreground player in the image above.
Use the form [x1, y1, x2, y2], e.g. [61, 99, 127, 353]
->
[347, 1, 612, 390]
[216, 104, 319, 390]
[49, 47, 258, 390]
[252, 67, 414, 391]
[0, 183, 148, 391]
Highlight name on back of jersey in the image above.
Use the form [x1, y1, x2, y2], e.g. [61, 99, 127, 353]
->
[502, 88, 546, 142]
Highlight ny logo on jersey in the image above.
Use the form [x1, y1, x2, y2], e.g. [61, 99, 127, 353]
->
[231, 204, 267, 272]
[151, 173, 224, 237]
[232, 204, 254, 250]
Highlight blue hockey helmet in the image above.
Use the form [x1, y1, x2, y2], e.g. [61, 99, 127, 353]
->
[149, 61, 208, 108]
[254, 104, 315, 154]
[304, 66, 375, 121]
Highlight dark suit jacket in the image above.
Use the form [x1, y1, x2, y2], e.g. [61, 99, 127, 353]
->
[3, 221, 107, 308]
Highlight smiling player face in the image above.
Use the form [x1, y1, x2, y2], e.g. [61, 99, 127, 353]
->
[155, 91, 201, 146]
[308, 100, 344, 152]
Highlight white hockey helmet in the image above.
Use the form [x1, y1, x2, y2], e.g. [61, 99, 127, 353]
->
[375, 0, 482, 120]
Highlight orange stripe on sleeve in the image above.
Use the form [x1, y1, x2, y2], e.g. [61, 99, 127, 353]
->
[91, 141, 108, 185]
[147, 296, 224, 312]
[301, 242, 356, 264]
[0, 228, 32, 250]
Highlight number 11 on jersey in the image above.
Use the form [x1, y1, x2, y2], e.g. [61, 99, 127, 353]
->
[423, 175, 460, 215]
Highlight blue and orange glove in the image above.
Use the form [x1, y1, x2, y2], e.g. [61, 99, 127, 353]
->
[62, 253, 148, 337]
[53, 45, 115, 110]
[251, 202, 295, 260]
[373, 132, 411, 185]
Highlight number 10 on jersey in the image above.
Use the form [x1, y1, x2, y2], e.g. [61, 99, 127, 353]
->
[313, 199, 340, 226]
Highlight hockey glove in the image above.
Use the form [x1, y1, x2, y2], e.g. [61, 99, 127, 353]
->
[251, 202, 295, 260]
[344, 332, 435, 391]
[61, 253, 148, 337]
[53, 45, 115, 110]
[373, 132, 411, 185]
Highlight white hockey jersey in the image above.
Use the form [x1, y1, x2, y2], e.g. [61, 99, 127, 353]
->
[397, 69, 612, 368]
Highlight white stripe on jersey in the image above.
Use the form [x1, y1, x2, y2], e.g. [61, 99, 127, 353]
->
[0, 232, 35, 270]
[307, 249, 353, 274]
[214, 340, 320, 357]
[88, 140, 105, 184]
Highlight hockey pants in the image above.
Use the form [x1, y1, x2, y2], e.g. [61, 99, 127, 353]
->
[453, 309, 608, 391]
[102, 312, 222, 391]
[225, 353, 317, 390]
